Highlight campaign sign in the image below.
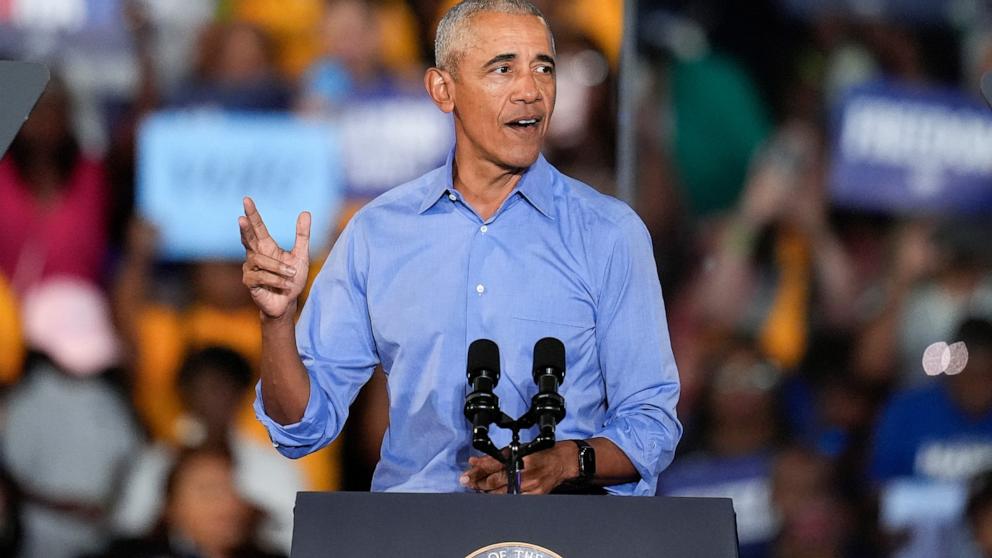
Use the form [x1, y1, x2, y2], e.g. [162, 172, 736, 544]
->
[830, 80, 992, 215]
[138, 112, 343, 261]
[338, 95, 454, 198]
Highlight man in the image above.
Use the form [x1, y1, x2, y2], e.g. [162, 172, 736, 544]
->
[239, 0, 681, 495]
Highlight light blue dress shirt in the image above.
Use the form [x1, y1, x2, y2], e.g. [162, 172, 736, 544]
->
[255, 150, 682, 495]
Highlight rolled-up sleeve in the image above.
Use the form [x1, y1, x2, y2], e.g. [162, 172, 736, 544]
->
[254, 215, 380, 458]
[593, 214, 682, 496]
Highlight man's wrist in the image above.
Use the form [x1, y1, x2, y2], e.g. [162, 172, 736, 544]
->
[556, 440, 581, 483]
[260, 306, 297, 329]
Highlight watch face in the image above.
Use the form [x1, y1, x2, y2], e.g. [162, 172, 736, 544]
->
[579, 445, 596, 478]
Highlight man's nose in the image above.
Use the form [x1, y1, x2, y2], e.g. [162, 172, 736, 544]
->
[511, 72, 541, 103]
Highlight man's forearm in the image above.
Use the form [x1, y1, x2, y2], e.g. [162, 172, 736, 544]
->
[588, 437, 639, 485]
[259, 310, 311, 425]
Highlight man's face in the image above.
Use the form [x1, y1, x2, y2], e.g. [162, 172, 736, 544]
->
[447, 12, 556, 170]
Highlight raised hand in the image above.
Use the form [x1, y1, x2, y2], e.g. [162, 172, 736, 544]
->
[239, 197, 311, 320]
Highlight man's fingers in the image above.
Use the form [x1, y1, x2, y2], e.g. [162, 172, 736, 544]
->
[243, 197, 273, 242]
[246, 252, 297, 278]
[461, 455, 505, 490]
[243, 268, 294, 292]
[292, 211, 311, 258]
[238, 215, 256, 250]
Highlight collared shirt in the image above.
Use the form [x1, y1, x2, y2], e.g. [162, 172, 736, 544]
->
[255, 151, 682, 495]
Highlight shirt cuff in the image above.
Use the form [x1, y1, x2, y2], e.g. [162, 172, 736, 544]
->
[253, 378, 332, 459]
[596, 414, 678, 496]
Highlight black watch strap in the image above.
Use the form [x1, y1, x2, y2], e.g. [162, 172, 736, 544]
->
[571, 439, 596, 483]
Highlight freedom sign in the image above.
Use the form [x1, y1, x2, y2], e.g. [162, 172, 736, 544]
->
[138, 112, 344, 261]
[830, 80, 992, 215]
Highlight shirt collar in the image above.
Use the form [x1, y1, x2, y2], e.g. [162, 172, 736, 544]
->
[418, 147, 555, 220]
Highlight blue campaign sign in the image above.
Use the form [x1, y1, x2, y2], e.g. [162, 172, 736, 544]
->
[138, 112, 344, 261]
[830, 80, 992, 215]
[338, 95, 454, 198]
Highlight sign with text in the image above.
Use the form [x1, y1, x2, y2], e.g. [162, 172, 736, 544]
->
[138, 112, 343, 261]
[830, 80, 992, 215]
[338, 95, 453, 198]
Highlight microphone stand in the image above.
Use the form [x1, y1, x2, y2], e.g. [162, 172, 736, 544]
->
[472, 409, 557, 495]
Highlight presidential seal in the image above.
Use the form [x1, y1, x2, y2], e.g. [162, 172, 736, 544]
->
[465, 542, 564, 558]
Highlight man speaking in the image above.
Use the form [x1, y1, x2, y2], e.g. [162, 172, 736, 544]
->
[239, 0, 682, 496]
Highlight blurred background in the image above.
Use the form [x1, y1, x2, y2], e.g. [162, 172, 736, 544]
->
[2, 0, 992, 557]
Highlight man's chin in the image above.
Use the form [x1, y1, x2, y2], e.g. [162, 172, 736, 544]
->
[497, 147, 543, 171]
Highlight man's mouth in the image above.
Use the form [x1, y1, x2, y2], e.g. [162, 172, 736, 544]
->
[506, 116, 543, 129]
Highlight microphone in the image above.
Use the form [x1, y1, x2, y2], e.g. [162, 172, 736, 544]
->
[464, 339, 501, 440]
[531, 337, 566, 439]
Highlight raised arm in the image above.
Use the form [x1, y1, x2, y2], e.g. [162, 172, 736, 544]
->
[239, 196, 311, 425]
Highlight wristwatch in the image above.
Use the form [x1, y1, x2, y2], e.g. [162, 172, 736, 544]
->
[571, 439, 596, 483]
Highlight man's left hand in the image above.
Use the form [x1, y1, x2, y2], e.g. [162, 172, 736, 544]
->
[460, 441, 579, 494]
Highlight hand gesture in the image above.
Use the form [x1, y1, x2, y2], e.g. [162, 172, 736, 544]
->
[239, 197, 311, 320]
[460, 443, 575, 494]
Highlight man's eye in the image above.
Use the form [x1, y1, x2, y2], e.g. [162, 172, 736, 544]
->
[494, 66, 510, 74]
[536, 65, 554, 75]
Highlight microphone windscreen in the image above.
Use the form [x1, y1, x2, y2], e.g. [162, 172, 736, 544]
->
[467, 339, 500, 376]
[983, 72, 992, 109]
[532, 337, 565, 375]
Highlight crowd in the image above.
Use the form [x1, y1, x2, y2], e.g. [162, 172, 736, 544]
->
[0, 0, 991, 557]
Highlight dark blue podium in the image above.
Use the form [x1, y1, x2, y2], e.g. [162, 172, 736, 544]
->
[291, 492, 739, 557]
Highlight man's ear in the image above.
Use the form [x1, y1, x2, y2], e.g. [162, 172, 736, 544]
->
[425, 67, 455, 114]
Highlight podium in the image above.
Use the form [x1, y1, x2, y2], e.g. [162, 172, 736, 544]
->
[291, 492, 739, 557]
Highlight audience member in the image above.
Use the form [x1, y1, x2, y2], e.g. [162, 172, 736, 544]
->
[112, 220, 340, 492]
[0, 278, 141, 558]
[89, 447, 284, 558]
[658, 339, 785, 558]
[113, 347, 302, 554]
[0, 79, 111, 293]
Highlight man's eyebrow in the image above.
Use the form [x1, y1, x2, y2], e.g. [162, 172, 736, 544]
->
[482, 53, 556, 68]
[536, 54, 556, 67]
[483, 53, 516, 67]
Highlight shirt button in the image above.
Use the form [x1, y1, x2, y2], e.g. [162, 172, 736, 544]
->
[448, 193, 457, 201]
[475, 284, 485, 295]
[480, 225, 488, 234]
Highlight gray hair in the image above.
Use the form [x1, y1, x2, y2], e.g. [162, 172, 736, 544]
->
[434, 0, 551, 73]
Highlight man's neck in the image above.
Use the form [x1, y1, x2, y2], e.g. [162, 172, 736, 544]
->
[452, 146, 528, 221]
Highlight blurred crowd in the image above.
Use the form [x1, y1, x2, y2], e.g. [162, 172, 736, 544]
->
[2, 0, 992, 557]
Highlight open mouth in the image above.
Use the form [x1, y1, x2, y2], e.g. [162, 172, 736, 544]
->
[506, 116, 543, 130]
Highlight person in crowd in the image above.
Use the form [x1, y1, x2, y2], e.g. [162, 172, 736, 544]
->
[168, 20, 291, 111]
[112, 220, 340, 493]
[857, 220, 992, 387]
[89, 447, 284, 558]
[690, 122, 857, 371]
[0, 278, 141, 558]
[112, 346, 302, 554]
[242, 0, 682, 496]
[658, 338, 784, 557]
[770, 446, 870, 558]
[0, 78, 111, 293]
[298, 0, 413, 113]
[871, 317, 992, 557]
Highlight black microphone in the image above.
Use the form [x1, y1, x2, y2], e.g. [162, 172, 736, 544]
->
[464, 339, 501, 439]
[531, 337, 566, 439]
